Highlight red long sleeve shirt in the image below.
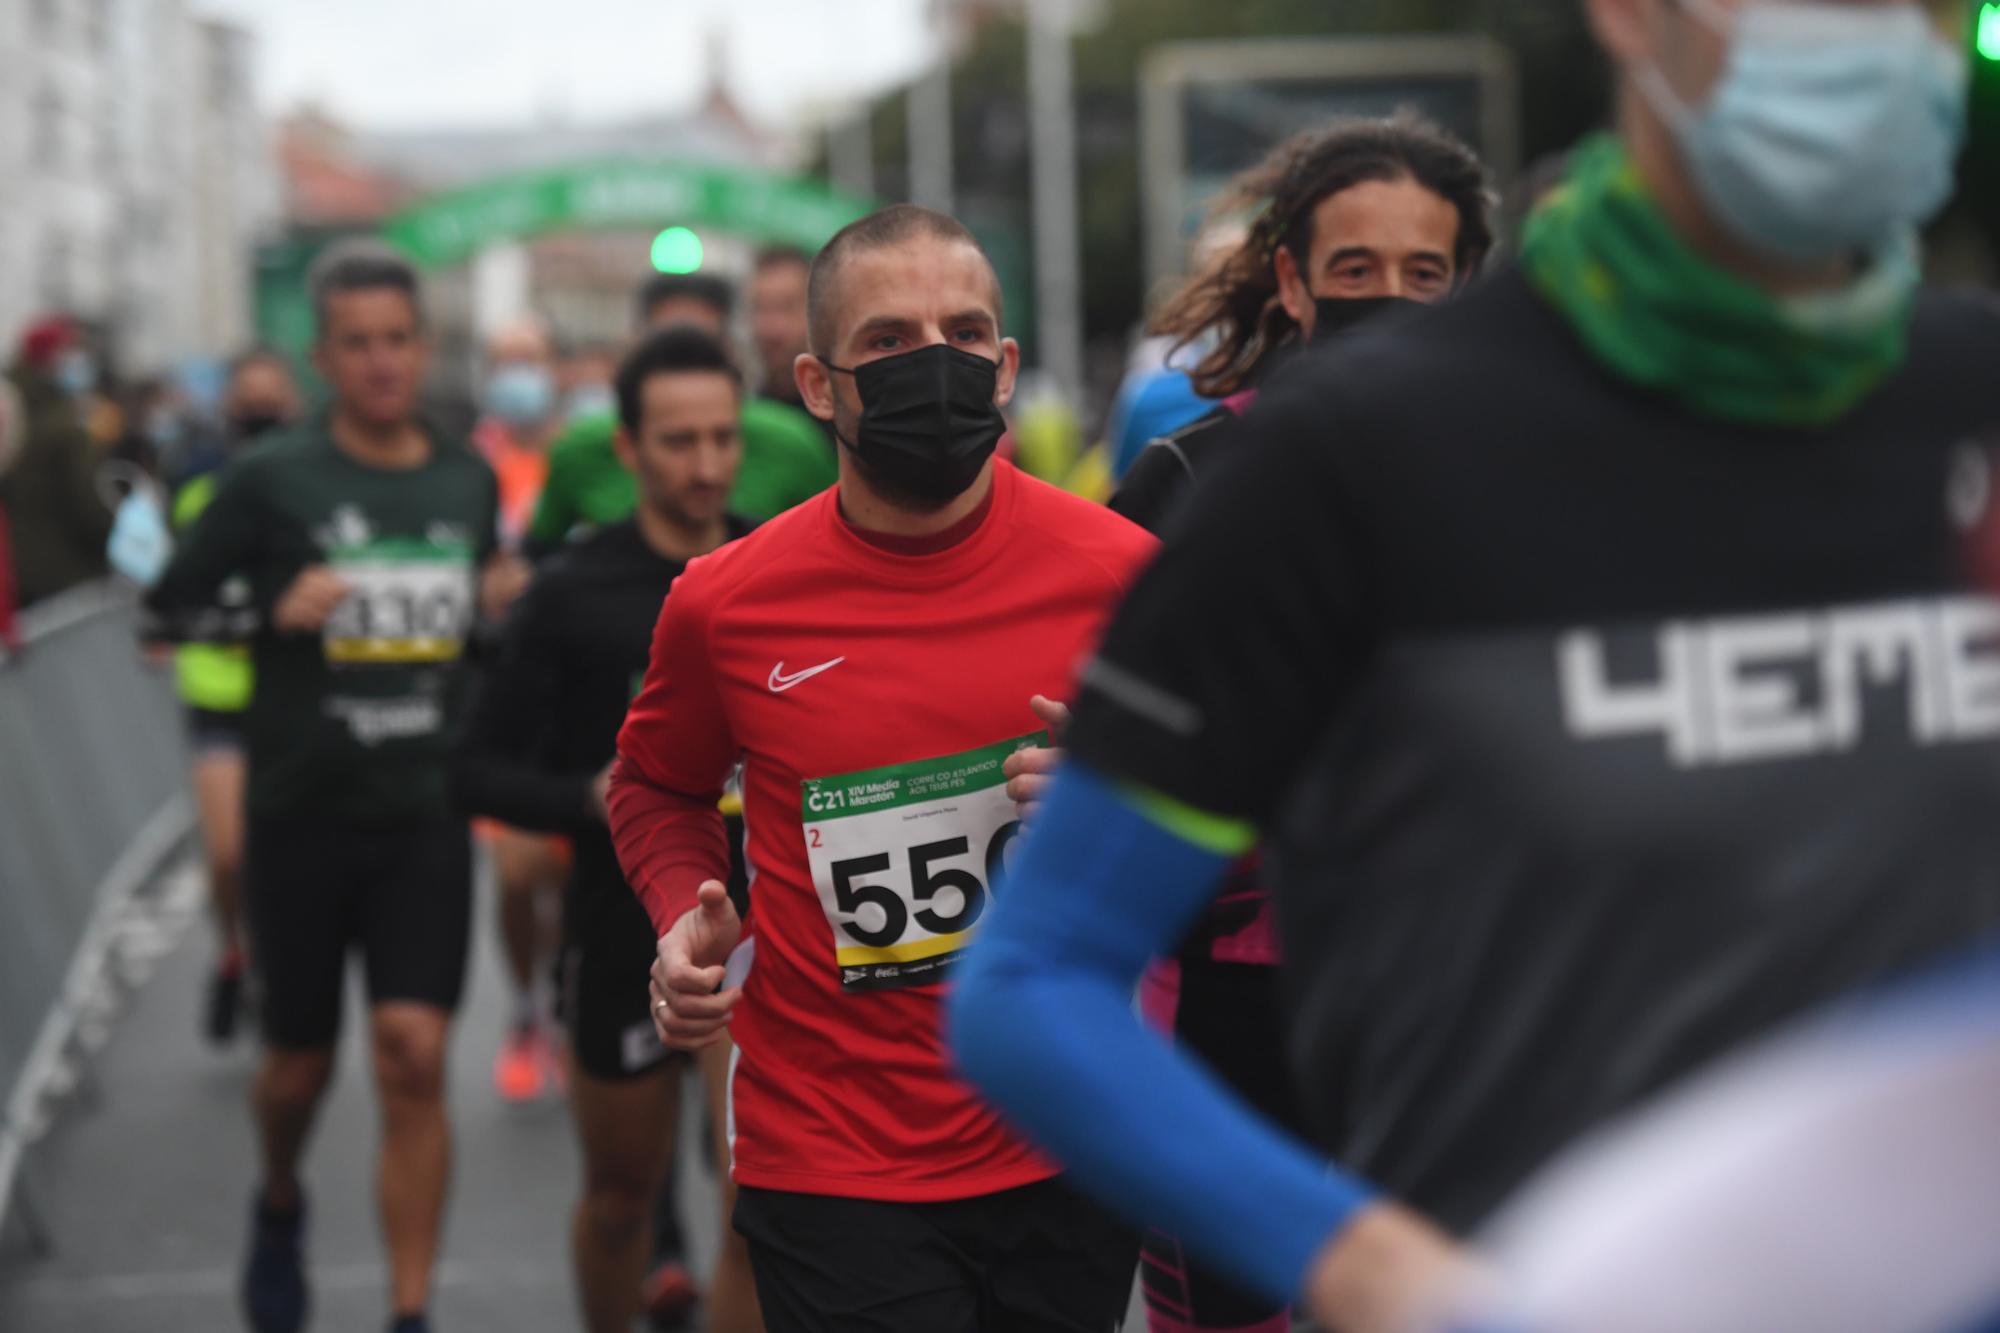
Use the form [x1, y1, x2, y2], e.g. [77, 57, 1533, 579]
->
[611, 460, 1155, 1201]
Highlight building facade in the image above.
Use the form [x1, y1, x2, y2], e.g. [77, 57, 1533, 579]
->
[0, 0, 275, 376]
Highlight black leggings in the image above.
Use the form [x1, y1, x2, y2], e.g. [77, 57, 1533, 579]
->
[1140, 956, 1303, 1332]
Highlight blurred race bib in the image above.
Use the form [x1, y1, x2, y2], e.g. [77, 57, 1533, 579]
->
[323, 541, 475, 665]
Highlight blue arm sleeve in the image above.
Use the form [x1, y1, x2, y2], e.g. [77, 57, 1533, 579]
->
[949, 761, 1375, 1306]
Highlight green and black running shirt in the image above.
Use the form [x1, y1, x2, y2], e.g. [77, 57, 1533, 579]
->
[1067, 267, 2000, 1231]
[148, 421, 498, 822]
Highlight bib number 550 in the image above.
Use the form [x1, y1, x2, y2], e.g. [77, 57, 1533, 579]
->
[830, 822, 1021, 948]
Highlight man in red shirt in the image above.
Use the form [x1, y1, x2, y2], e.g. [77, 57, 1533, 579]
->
[609, 204, 1154, 1331]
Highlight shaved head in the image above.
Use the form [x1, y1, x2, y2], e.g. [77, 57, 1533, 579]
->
[808, 205, 1003, 359]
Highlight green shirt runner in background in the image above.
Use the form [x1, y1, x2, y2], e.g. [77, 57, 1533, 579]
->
[527, 398, 835, 550]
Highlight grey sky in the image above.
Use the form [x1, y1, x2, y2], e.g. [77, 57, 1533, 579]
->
[201, 0, 936, 133]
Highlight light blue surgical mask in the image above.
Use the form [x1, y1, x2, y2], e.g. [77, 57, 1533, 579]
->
[1637, 0, 1970, 264]
[484, 363, 555, 429]
[105, 479, 172, 588]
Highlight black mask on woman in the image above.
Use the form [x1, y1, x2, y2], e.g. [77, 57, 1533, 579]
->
[1310, 295, 1420, 344]
[822, 344, 1007, 507]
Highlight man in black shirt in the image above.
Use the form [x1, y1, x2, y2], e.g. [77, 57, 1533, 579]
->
[954, 0, 2000, 1328]
[1092, 113, 1494, 1333]
[453, 326, 758, 1333]
[1113, 113, 1492, 537]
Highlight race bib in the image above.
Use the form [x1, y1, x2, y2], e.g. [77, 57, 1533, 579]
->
[323, 544, 475, 665]
[803, 732, 1045, 994]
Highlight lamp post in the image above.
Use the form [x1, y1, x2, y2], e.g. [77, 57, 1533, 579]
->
[1027, 0, 1085, 404]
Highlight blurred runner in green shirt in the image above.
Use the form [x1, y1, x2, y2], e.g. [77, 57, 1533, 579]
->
[529, 272, 834, 552]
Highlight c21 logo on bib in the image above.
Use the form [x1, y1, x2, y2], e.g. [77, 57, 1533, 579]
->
[802, 732, 1044, 994]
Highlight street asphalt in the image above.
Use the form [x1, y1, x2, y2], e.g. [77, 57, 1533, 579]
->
[0, 857, 1149, 1332]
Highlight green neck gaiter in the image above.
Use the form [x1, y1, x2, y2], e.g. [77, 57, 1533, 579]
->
[1519, 135, 1918, 428]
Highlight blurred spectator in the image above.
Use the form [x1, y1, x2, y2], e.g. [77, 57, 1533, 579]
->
[220, 347, 302, 452]
[114, 377, 187, 478]
[643, 271, 734, 334]
[748, 244, 815, 413]
[557, 340, 619, 424]
[223, 344, 300, 438]
[0, 315, 114, 607]
[159, 345, 302, 492]
[65, 321, 128, 453]
[473, 315, 561, 546]
[1011, 379, 1111, 499]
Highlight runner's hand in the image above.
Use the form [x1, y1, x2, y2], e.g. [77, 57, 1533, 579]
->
[588, 762, 613, 822]
[1303, 1202, 1488, 1333]
[650, 880, 743, 1051]
[271, 565, 349, 634]
[479, 553, 531, 621]
[1003, 695, 1072, 821]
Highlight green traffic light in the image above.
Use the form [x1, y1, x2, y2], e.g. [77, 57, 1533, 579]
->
[1980, 2, 2000, 62]
[650, 226, 704, 274]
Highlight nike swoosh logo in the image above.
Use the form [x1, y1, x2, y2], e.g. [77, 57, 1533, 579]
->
[768, 657, 846, 693]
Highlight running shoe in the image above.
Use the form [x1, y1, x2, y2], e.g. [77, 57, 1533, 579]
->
[387, 1314, 430, 1333]
[242, 1190, 308, 1333]
[493, 1021, 551, 1103]
[642, 1258, 699, 1330]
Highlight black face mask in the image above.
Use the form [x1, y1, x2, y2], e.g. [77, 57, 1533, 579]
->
[230, 412, 288, 443]
[823, 344, 1006, 506]
[1310, 295, 1421, 344]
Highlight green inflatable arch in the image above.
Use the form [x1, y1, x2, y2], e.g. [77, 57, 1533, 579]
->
[379, 159, 878, 268]
[257, 160, 1028, 379]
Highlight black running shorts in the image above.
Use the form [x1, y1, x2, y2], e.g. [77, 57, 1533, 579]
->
[734, 1176, 1137, 1333]
[185, 705, 247, 756]
[558, 868, 679, 1082]
[245, 815, 474, 1049]
[559, 813, 749, 1082]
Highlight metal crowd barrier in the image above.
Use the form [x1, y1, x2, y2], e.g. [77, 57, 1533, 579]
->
[0, 579, 194, 1250]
